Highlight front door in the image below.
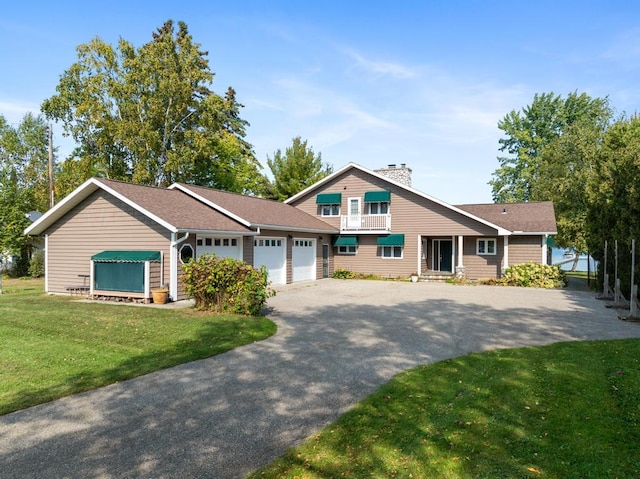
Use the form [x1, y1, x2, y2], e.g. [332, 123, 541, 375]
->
[433, 239, 453, 272]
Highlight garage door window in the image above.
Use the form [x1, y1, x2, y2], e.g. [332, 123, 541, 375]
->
[256, 239, 282, 247]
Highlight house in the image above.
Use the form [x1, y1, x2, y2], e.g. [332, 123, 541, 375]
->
[285, 163, 557, 280]
[24, 178, 337, 301]
[24, 163, 556, 301]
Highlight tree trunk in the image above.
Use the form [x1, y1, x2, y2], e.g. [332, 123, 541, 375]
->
[571, 253, 580, 271]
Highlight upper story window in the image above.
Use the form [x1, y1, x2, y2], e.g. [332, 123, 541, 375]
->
[477, 238, 497, 255]
[364, 191, 391, 215]
[365, 202, 389, 215]
[321, 204, 340, 216]
[316, 193, 342, 217]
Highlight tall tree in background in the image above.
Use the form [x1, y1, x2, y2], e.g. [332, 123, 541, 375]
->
[265, 137, 332, 201]
[0, 113, 52, 273]
[490, 92, 612, 203]
[42, 20, 263, 194]
[489, 92, 612, 255]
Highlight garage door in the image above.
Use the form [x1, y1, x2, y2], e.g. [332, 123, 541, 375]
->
[292, 238, 316, 282]
[253, 237, 286, 285]
[196, 236, 242, 260]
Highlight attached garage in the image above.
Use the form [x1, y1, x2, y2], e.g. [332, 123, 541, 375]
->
[253, 237, 286, 285]
[292, 238, 316, 282]
[196, 236, 242, 260]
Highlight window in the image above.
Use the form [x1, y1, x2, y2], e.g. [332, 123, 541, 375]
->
[197, 239, 203, 246]
[477, 238, 497, 255]
[205, 238, 212, 246]
[338, 245, 357, 255]
[180, 244, 194, 264]
[214, 238, 221, 246]
[365, 202, 389, 215]
[321, 204, 340, 216]
[381, 246, 403, 258]
[231, 238, 237, 246]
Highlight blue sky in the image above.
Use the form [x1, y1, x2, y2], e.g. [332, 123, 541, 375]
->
[2, 1, 639, 203]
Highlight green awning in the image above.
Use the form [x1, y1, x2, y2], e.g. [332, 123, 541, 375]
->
[333, 236, 358, 247]
[377, 234, 405, 246]
[316, 193, 342, 204]
[364, 191, 391, 203]
[91, 250, 161, 262]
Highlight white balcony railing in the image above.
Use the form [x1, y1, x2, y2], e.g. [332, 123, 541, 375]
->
[340, 214, 391, 231]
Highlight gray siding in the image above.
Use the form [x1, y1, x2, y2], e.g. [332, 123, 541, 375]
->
[462, 237, 503, 279]
[291, 168, 500, 277]
[509, 236, 543, 265]
[45, 190, 175, 297]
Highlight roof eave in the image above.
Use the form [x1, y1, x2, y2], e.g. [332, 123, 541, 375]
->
[285, 162, 514, 234]
[24, 178, 180, 236]
[251, 223, 338, 234]
[169, 183, 252, 228]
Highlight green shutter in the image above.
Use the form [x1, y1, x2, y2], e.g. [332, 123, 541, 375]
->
[377, 234, 405, 246]
[91, 250, 161, 262]
[316, 193, 342, 204]
[333, 236, 358, 247]
[364, 191, 391, 203]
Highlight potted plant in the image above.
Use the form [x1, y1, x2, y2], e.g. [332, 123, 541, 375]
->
[151, 284, 169, 304]
[410, 273, 419, 283]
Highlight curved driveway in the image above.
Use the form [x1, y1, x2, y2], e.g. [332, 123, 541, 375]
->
[1, 280, 638, 478]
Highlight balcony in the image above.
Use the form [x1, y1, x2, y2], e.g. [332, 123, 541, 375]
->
[340, 214, 391, 232]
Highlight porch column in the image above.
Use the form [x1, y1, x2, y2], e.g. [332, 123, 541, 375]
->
[170, 232, 190, 302]
[503, 236, 509, 274]
[417, 235, 422, 276]
[542, 234, 548, 265]
[455, 235, 465, 278]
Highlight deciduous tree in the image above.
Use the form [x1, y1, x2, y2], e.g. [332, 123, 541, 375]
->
[42, 20, 263, 194]
[490, 92, 612, 203]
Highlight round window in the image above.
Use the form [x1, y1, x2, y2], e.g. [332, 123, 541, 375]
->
[180, 244, 194, 264]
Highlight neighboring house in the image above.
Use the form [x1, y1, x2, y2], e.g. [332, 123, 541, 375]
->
[24, 178, 337, 301]
[285, 163, 557, 280]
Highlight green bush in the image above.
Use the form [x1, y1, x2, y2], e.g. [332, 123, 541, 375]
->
[29, 250, 45, 278]
[332, 268, 356, 279]
[499, 262, 567, 288]
[181, 254, 274, 315]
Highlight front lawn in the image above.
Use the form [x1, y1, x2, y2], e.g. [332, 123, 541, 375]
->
[0, 277, 276, 415]
[250, 339, 640, 478]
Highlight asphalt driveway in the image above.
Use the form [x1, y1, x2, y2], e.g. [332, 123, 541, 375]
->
[1, 280, 639, 478]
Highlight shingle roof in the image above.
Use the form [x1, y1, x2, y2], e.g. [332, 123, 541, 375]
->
[174, 183, 338, 233]
[99, 179, 252, 233]
[455, 201, 557, 234]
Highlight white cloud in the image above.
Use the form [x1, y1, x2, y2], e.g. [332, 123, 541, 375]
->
[0, 100, 40, 124]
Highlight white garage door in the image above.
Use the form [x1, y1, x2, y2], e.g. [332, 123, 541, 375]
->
[253, 237, 286, 285]
[292, 238, 316, 282]
[196, 236, 242, 260]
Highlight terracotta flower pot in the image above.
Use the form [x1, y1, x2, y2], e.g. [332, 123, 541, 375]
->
[151, 288, 169, 304]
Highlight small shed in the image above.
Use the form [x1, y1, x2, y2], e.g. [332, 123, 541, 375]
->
[90, 250, 163, 300]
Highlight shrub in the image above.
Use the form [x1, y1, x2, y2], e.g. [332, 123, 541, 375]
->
[332, 269, 356, 279]
[499, 262, 567, 288]
[29, 250, 45, 278]
[181, 254, 274, 315]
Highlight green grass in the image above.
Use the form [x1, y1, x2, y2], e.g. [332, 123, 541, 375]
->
[0, 277, 276, 415]
[250, 339, 640, 479]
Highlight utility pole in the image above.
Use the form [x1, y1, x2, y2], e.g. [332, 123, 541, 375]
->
[48, 125, 54, 209]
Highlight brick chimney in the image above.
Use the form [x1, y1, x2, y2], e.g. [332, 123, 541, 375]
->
[374, 163, 412, 187]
